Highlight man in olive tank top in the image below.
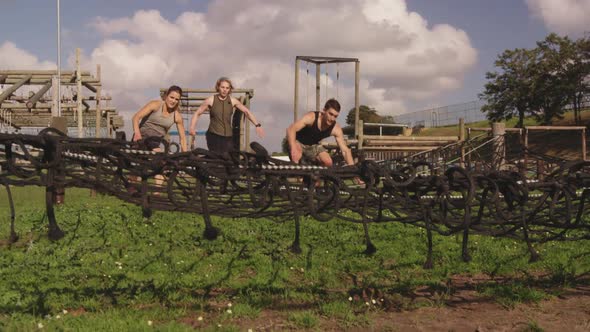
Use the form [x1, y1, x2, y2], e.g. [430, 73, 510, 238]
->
[287, 98, 355, 167]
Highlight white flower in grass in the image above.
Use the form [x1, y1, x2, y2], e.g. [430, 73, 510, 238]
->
[248, 329, 253, 332]
[348, 297, 353, 301]
[55, 315, 61, 319]
[62, 309, 68, 314]
[227, 303, 232, 307]
[37, 322, 44, 329]
[365, 302, 370, 306]
[226, 309, 232, 314]
[217, 324, 222, 327]
[147, 320, 153, 326]
[197, 316, 203, 321]
[371, 299, 376, 304]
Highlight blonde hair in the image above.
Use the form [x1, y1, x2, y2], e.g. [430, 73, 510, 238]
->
[215, 77, 234, 94]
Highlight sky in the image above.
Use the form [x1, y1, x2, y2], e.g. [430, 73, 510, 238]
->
[1, 0, 589, 152]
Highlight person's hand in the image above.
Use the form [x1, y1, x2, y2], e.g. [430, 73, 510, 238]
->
[255, 126, 265, 138]
[353, 177, 365, 186]
[290, 143, 302, 163]
[133, 132, 142, 142]
[189, 127, 196, 136]
[189, 134, 196, 150]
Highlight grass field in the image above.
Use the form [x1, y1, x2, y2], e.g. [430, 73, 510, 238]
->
[0, 185, 589, 330]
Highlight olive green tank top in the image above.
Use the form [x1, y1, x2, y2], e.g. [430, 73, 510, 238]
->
[208, 94, 234, 137]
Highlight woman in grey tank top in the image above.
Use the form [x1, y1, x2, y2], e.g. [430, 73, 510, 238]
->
[132, 85, 188, 152]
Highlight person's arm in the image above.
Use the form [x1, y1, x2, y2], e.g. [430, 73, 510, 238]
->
[332, 125, 355, 166]
[189, 96, 213, 136]
[286, 112, 314, 163]
[175, 111, 187, 152]
[233, 97, 265, 138]
[132, 100, 159, 141]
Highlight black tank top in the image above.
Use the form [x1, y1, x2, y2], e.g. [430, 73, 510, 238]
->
[296, 112, 335, 145]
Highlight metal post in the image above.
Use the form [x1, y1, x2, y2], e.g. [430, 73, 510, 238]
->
[76, 48, 83, 138]
[56, 0, 61, 117]
[354, 61, 360, 138]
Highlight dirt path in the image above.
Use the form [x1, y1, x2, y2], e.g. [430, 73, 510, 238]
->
[180, 282, 590, 331]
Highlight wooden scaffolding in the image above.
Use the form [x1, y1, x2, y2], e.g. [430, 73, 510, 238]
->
[0, 49, 124, 137]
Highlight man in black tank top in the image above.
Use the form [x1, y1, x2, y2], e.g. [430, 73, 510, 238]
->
[287, 99, 355, 167]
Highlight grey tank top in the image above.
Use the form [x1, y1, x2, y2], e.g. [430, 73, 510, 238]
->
[140, 102, 175, 137]
[208, 94, 234, 137]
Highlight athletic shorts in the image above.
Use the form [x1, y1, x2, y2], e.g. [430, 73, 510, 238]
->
[139, 127, 166, 150]
[206, 131, 235, 153]
[299, 142, 327, 162]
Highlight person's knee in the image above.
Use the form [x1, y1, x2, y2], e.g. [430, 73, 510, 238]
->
[317, 153, 333, 167]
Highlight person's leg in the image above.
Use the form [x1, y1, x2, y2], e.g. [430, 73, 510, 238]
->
[223, 136, 235, 153]
[206, 131, 217, 151]
[316, 151, 333, 167]
[291, 142, 305, 164]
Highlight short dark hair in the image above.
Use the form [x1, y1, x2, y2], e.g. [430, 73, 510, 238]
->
[324, 98, 341, 112]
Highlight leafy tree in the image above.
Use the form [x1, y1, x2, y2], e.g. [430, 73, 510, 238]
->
[480, 33, 590, 126]
[479, 48, 538, 127]
[555, 34, 590, 125]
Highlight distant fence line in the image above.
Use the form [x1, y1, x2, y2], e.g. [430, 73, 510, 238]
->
[394, 93, 590, 128]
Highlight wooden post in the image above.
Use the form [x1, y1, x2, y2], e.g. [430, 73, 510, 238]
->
[95, 64, 101, 138]
[354, 60, 360, 139]
[523, 127, 529, 178]
[492, 122, 505, 170]
[0, 74, 32, 103]
[459, 118, 465, 168]
[106, 111, 112, 138]
[582, 128, 586, 161]
[244, 94, 251, 151]
[51, 75, 59, 117]
[294, 58, 299, 122]
[358, 119, 364, 150]
[466, 127, 472, 168]
[315, 63, 321, 112]
[76, 48, 83, 138]
[26, 81, 52, 109]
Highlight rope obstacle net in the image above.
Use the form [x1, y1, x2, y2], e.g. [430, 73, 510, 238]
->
[1, 129, 589, 268]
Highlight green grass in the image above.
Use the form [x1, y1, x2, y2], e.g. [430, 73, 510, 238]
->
[0, 186, 588, 330]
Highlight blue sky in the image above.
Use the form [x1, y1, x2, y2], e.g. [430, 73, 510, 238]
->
[1, 0, 588, 151]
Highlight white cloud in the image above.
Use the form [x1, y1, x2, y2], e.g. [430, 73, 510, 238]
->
[0, 0, 477, 151]
[0, 42, 55, 69]
[526, 0, 590, 36]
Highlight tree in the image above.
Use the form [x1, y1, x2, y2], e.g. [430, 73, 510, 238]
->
[479, 48, 538, 127]
[342, 105, 400, 136]
[556, 34, 590, 125]
[480, 33, 590, 126]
